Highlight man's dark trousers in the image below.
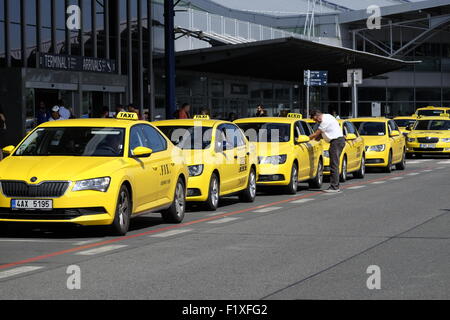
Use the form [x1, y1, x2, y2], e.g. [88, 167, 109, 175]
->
[329, 137, 346, 190]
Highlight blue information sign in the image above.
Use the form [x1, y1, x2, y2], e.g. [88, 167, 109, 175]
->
[304, 70, 328, 86]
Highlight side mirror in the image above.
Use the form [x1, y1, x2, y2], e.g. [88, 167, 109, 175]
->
[346, 133, 357, 141]
[296, 136, 310, 144]
[132, 146, 153, 158]
[2, 146, 15, 155]
[405, 125, 413, 131]
[390, 130, 400, 137]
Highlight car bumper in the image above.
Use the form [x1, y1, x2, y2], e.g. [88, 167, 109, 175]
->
[185, 175, 211, 202]
[364, 150, 389, 167]
[0, 190, 117, 226]
[406, 142, 450, 154]
[256, 163, 291, 186]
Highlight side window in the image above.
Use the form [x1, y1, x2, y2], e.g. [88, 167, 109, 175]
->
[344, 122, 357, 136]
[224, 124, 239, 149]
[300, 121, 312, 136]
[141, 125, 167, 153]
[294, 122, 304, 139]
[389, 120, 399, 131]
[233, 125, 247, 147]
[215, 125, 228, 151]
[129, 126, 146, 155]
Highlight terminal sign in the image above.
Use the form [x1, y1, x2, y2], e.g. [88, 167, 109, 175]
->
[40, 53, 117, 74]
[304, 70, 328, 87]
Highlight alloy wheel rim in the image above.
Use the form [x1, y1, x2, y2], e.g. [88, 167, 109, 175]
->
[211, 178, 219, 207]
[342, 159, 347, 180]
[175, 183, 185, 217]
[292, 167, 298, 190]
[318, 162, 323, 185]
[119, 191, 128, 227]
[361, 158, 366, 175]
[249, 171, 257, 198]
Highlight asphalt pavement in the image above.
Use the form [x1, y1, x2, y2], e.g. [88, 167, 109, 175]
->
[0, 158, 449, 300]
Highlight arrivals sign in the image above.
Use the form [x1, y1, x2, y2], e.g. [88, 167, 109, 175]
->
[304, 70, 328, 86]
[39, 53, 117, 74]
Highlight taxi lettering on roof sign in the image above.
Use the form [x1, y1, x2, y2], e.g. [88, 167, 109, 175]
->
[117, 112, 139, 120]
[193, 115, 210, 120]
[287, 113, 303, 119]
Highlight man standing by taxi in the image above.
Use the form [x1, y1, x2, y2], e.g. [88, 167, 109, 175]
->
[309, 110, 345, 193]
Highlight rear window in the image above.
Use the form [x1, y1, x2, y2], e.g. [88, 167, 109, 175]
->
[417, 109, 446, 117]
[414, 120, 450, 131]
[394, 119, 416, 127]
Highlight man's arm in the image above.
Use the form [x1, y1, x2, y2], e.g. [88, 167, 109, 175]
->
[309, 129, 323, 141]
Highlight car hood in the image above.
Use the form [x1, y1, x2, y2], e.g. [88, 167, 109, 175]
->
[360, 135, 388, 146]
[409, 131, 450, 138]
[0, 156, 124, 182]
[252, 142, 291, 157]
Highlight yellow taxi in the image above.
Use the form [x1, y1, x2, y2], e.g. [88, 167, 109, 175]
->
[350, 118, 406, 173]
[0, 112, 189, 236]
[406, 117, 450, 158]
[413, 106, 450, 118]
[234, 114, 324, 194]
[155, 116, 258, 211]
[305, 119, 366, 182]
[394, 116, 417, 136]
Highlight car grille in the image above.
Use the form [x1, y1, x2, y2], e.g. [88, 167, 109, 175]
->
[414, 148, 444, 152]
[417, 137, 439, 143]
[0, 181, 70, 198]
[0, 207, 107, 220]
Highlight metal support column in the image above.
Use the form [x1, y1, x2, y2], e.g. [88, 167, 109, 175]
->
[79, 0, 85, 56]
[105, 0, 110, 59]
[127, 0, 133, 104]
[51, 0, 57, 53]
[115, 0, 121, 75]
[164, 0, 177, 119]
[138, 0, 144, 113]
[20, 0, 27, 67]
[36, 0, 42, 55]
[148, 0, 155, 121]
[92, 0, 97, 57]
[5, 0, 11, 67]
[351, 71, 358, 118]
[65, 0, 71, 55]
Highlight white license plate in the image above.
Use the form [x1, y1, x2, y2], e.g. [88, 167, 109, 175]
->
[11, 200, 53, 210]
[420, 144, 436, 148]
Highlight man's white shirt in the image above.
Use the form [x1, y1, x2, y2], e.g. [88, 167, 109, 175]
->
[318, 114, 344, 143]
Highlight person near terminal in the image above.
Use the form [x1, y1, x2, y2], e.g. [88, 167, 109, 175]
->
[36, 101, 49, 125]
[309, 110, 345, 193]
[48, 106, 62, 122]
[57, 100, 71, 120]
[176, 103, 191, 119]
[255, 104, 267, 117]
[100, 106, 111, 118]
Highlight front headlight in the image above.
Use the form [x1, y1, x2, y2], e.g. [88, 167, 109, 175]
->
[407, 137, 416, 143]
[188, 165, 204, 177]
[367, 144, 386, 152]
[323, 150, 330, 158]
[441, 138, 450, 143]
[72, 177, 111, 192]
[258, 155, 288, 165]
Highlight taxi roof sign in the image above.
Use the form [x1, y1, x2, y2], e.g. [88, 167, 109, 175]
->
[193, 115, 210, 120]
[287, 113, 303, 119]
[117, 112, 139, 121]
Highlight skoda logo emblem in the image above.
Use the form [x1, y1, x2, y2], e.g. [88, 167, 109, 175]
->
[30, 177, 38, 183]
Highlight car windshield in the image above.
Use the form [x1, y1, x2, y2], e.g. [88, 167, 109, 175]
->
[414, 120, 450, 131]
[236, 123, 291, 143]
[14, 127, 125, 157]
[157, 126, 213, 150]
[417, 109, 446, 116]
[394, 119, 416, 127]
[352, 122, 386, 136]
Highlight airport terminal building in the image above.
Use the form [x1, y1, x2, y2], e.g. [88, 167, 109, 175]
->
[1, 0, 450, 145]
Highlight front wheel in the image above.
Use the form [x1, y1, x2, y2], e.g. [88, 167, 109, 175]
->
[286, 164, 299, 195]
[239, 169, 257, 203]
[340, 156, 348, 183]
[204, 173, 220, 211]
[162, 178, 186, 223]
[353, 156, 366, 179]
[110, 185, 132, 236]
[395, 150, 406, 171]
[309, 159, 324, 189]
[384, 151, 393, 173]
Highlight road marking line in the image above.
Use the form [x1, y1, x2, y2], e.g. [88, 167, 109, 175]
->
[291, 199, 315, 204]
[407, 172, 420, 176]
[150, 229, 193, 238]
[253, 207, 283, 213]
[207, 217, 240, 224]
[372, 181, 386, 184]
[73, 240, 102, 246]
[75, 245, 128, 256]
[206, 211, 226, 217]
[438, 160, 450, 164]
[422, 169, 433, 172]
[435, 167, 445, 170]
[347, 186, 366, 190]
[390, 177, 404, 180]
[0, 266, 44, 280]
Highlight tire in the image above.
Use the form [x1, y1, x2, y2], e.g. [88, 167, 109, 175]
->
[286, 163, 299, 195]
[162, 178, 186, 223]
[395, 150, 406, 171]
[239, 168, 257, 203]
[384, 151, 393, 173]
[110, 185, 132, 236]
[340, 156, 348, 183]
[204, 173, 220, 211]
[309, 159, 324, 189]
[353, 155, 366, 179]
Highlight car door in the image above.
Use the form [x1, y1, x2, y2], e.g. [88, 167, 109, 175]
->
[128, 125, 161, 212]
[232, 124, 251, 189]
[388, 120, 402, 162]
[300, 121, 319, 179]
[342, 122, 356, 170]
[140, 124, 173, 202]
[215, 124, 239, 193]
[293, 121, 311, 180]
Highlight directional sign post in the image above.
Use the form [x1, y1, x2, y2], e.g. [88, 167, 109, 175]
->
[304, 70, 328, 118]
